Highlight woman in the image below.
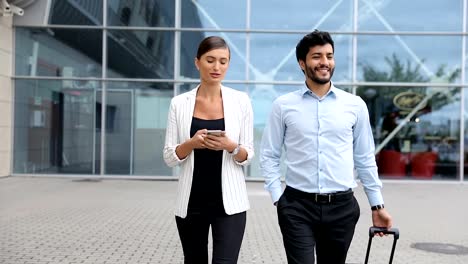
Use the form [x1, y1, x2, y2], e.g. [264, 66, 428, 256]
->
[163, 36, 254, 264]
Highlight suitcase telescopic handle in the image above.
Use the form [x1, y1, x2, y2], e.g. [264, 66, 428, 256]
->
[369, 227, 400, 240]
[365, 227, 400, 264]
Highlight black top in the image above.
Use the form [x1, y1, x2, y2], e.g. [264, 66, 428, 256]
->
[188, 117, 225, 215]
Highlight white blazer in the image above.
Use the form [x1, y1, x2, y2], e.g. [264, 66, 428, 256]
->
[163, 85, 254, 218]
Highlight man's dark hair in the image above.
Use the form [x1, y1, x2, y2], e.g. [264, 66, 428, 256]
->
[196, 36, 230, 59]
[295, 30, 334, 62]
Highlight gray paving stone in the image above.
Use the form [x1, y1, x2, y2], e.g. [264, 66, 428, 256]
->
[1, 177, 468, 263]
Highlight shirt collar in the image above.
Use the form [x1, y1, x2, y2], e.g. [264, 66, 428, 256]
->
[301, 82, 338, 99]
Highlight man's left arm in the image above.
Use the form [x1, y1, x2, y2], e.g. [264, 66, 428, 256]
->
[353, 99, 392, 230]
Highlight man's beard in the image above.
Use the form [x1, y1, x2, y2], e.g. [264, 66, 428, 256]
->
[305, 65, 335, 85]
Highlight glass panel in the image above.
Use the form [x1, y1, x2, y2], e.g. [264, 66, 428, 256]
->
[357, 85, 461, 180]
[178, 83, 197, 94]
[249, 84, 300, 178]
[178, 83, 247, 95]
[465, 39, 468, 86]
[49, 0, 103, 25]
[13, 79, 99, 174]
[358, 0, 462, 31]
[338, 86, 352, 93]
[181, 0, 246, 28]
[108, 0, 174, 27]
[463, 88, 468, 181]
[103, 82, 173, 176]
[180, 32, 246, 81]
[251, 0, 352, 30]
[250, 33, 352, 82]
[357, 35, 462, 83]
[107, 30, 174, 79]
[15, 28, 102, 78]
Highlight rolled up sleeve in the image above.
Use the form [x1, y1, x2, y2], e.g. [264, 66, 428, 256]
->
[235, 93, 255, 166]
[163, 99, 188, 167]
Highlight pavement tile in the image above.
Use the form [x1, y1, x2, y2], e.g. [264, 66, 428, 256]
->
[0, 177, 467, 264]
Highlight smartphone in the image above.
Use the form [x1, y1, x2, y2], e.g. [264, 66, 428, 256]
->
[206, 130, 224, 136]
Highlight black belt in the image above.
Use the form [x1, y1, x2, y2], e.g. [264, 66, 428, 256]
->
[285, 186, 354, 204]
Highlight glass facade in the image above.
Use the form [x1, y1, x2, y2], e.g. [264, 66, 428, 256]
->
[11, 0, 468, 181]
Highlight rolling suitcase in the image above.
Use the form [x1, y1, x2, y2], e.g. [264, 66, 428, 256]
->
[364, 227, 400, 264]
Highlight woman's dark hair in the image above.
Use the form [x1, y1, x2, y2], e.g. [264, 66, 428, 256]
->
[295, 30, 334, 62]
[196, 36, 230, 59]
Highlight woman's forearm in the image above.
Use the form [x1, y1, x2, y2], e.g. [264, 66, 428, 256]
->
[175, 139, 195, 160]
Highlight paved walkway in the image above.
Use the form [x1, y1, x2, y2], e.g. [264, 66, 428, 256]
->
[1, 177, 468, 264]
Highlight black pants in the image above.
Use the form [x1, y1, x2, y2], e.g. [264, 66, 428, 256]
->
[175, 211, 246, 264]
[277, 186, 360, 264]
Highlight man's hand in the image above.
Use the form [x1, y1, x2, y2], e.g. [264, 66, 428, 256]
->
[371, 208, 392, 237]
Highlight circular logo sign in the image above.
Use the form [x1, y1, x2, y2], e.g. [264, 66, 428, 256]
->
[393, 91, 426, 111]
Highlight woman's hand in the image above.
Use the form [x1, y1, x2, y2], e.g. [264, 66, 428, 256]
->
[190, 129, 208, 149]
[204, 132, 236, 151]
[175, 129, 207, 159]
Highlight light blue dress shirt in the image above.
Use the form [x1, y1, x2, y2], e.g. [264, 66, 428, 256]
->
[260, 84, 383, 206]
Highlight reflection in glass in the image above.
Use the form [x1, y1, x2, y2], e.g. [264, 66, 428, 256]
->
[181, 0, 245, 29]
[11, 1, 467, 181]
[49, 0, 103, 25]
[103, 82, 173, 176]
[15, 28, 103, 78]
[13, 80, 98, 174]
[180, 32, 246, 81]
[13, 79, 174, 176]
[465, 40, 468, 92]
[358, 0, 462, 31]
[357, 86, 461, 180]
[251, 0, 352, 30]
[107, 30, 174, 79]
[179, 83, 247, 95]
[357, 35, 462, 83]
[249, 34, 303, 82]
[463, 88, 468, 181]
[250, 33, 352, 82]
[250, 0, 353, 31]
[108, 0, 174, 27]
[248, 84, 300, 178]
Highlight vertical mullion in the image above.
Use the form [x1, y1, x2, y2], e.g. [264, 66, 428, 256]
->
[172, 0, 182, 177]
[245, 0, 251, 177]
[100, 0, 108, 175]
[352, 0, 358, 95]
[174, 0, 181, 97]
[246, 0, 251, 85]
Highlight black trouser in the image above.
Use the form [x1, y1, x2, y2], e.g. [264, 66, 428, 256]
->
[277, 186, 360, 264]
[175, 211, 246, 264]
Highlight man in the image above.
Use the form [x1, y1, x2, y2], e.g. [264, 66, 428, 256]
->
[260, 30, 392, 264]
